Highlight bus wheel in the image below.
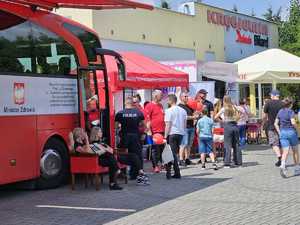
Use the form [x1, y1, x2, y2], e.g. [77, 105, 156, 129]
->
[36, 138, 69, 189]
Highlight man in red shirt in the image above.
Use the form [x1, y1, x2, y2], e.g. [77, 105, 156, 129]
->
[144, 90, 165, 173]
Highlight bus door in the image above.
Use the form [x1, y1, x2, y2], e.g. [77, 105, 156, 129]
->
[77, 49, 125, 145]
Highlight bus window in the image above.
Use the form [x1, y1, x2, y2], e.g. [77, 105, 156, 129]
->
[0, 10, 78, 76]
[31, 22, 78, 75]
[0, 11, 30, 73]
[63, 22, 101, 63]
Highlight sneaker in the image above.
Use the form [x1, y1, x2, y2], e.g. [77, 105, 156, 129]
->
[223, 165, 231, 169]
[179, 160, 186, 167]
[213, 163, 218, 170]
[197, 160, 202, 164]
[185, 159, 192, 165]
[140, 174, 149, 182]
[109, 184, 123, 190]
[280, 167, 288, 178]
[154, 166, 161, 173]
[201, 164, 206, 170]
[275, 159, 281, 167]
[136, 175, 150, 186]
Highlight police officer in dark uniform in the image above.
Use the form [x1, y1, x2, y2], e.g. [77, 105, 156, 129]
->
[115, 96, 146, 180]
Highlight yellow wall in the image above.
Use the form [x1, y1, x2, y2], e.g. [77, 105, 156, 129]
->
[92, 5, 225, 61]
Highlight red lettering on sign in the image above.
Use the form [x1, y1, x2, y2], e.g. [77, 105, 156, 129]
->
[288, 72, 300, 77]
[207, 10, 269, 35]
[236, 30, 252, 44]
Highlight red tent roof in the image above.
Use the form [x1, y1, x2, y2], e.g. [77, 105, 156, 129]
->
[105, 52, 189, 90]
[3, 0, 153, 10]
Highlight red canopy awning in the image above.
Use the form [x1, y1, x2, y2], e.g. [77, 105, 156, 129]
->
[105, 52, 189, 91]
[3, 0, 153, 10]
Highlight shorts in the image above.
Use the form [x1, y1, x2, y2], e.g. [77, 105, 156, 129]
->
[198, 137, 213, 154]
[280, 128, 299, 150]
[268, 129, 280, 147]
[181, 128, 195, 147]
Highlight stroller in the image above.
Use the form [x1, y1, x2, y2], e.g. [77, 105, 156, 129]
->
[246, 123, 262, 144]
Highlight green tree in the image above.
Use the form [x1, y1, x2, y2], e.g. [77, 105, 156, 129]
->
[264, 0, 300, 108]
[232, 4, 238, 12]
[262, 6, 282, 23]
[161, 1, 169, 9]
[279, 0, 300, 56]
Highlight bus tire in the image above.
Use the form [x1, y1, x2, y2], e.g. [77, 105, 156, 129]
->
[36, 138, 69, 189]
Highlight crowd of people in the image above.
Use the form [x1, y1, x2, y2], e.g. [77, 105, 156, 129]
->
[69, 88, 300, 190]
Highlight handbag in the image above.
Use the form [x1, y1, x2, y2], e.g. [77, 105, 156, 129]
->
[162, 144, 174, 164]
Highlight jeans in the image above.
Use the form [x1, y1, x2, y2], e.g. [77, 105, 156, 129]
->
[167, 134, 182, 176]
[238, 124, 247, 148]
[224, 122, 242, 166]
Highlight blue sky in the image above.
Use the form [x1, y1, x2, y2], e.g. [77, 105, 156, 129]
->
[202, 0, 290, 19]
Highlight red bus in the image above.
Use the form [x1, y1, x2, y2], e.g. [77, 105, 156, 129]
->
[0, 0, 152, 189]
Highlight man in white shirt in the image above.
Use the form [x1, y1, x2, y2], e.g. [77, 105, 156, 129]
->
[164, 94, 187, 179]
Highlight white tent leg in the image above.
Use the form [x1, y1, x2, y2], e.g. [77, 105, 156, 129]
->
[258, 83, 262, 119]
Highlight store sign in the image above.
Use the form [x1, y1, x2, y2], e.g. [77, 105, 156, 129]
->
[254, 35, 269, 47]
[236, 30, 252, 44]
[239, 74, 247, 80]
[289, 72, 300, 78]
[207, 10, 268, 35]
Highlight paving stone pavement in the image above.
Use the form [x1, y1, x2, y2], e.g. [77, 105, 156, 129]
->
[1, 145, 300, 225]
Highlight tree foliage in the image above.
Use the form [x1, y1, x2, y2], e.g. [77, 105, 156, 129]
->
[279, 0, 300, 57]
[232, 4, 238, 12]
[263, 0, 300, 108]
[263, 6, 282, 23]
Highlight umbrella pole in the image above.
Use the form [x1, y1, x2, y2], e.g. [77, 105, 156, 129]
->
[249, 83, 256, 116]
[258, 83, 262, 119]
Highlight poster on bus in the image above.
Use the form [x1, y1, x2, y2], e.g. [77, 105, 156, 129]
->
[0, 75, 78, 116]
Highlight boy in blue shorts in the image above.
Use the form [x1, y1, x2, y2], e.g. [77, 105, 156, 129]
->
[274, 97, 300, 178]
[196, 108, 218, 170]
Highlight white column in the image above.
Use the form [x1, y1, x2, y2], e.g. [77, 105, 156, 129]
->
[258, 83, 262, 119]
[272, 82, 277, 90]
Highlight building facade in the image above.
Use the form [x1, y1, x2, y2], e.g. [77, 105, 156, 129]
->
[57, 1, 278, 109]
[57, 1, 278, 63]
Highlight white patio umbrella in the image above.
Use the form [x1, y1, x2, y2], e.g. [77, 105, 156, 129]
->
[235, 48, 300, 117]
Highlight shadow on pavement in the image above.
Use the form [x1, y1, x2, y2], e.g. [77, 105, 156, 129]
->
[0, 168, 230, 225]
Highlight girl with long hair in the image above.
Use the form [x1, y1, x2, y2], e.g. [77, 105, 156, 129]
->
[215, 95, 242, 168]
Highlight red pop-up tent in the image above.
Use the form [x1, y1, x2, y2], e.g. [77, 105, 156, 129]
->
[105, 52, 189, 91]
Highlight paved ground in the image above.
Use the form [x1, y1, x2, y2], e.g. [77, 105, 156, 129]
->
[1, 145, 300, 225]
